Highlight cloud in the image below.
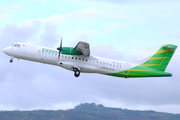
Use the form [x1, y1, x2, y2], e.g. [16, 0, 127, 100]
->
[0, 6, 16, 20]
[31, 0, 47, 2]
[1, 31, 180, 113]
[64, 8, 132, 20]
[39, 24, 61, 47]
[0, 0, 180, 113]
[0, 7, 10, 14]
[89, 0, 179, 4]
[26, 8, 132, 26]
[1, 21, 179, 111]
[0, 14, 15, 20]
[0, 22, 41, 47]
[26, 14, 66, 25]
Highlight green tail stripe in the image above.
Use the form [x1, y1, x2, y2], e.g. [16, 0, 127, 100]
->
[141, 44, 177, 71]
[106, 65, 172, 78]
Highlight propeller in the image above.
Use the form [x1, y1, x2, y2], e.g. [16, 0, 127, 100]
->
[57, 38, 62, 60]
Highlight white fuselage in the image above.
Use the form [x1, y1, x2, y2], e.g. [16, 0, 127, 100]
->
[3, 43, 137, 76]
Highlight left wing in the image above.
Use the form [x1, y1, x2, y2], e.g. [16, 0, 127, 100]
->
[74, 41, 90, 57]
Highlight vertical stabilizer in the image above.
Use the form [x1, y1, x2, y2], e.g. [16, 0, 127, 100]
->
[141, 44, 177, 71]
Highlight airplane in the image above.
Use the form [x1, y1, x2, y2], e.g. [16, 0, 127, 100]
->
[2, 39, 177, 78]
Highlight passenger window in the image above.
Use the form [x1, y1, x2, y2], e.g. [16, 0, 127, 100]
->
[68, 56, 70, 59]
[106, 63, 108, 65]
[75, 58, 77, 60]
[65, 56, 67, 58]
[79, 58, 81, 60]
[72, 57, 74, 59]
[86, 59, 88, 61]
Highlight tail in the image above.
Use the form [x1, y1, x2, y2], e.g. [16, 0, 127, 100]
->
[141, 44, 177, 71]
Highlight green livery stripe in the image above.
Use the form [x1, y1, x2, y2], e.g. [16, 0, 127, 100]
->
[113, 72, 141, 76]
[128, 69, 150, 71]
[106, 66, 172, 78]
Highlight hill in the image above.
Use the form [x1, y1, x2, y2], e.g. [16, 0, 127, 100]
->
[0, 103, 180, 120]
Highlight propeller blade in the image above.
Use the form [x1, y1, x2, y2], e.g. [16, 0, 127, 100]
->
[58, 38, 62, 60]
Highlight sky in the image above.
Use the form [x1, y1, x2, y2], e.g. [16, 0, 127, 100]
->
[0, 0, 180, 114]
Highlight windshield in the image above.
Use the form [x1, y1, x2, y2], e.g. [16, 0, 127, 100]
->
[11, 44, 21, 47]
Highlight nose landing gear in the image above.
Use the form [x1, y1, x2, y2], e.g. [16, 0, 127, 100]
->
[9, 58, 14, 63]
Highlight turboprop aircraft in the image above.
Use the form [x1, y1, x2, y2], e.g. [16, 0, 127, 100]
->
[2, 39, 177, 78]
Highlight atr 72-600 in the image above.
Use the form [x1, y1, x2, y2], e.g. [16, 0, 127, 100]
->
[2, 40, 177, 78]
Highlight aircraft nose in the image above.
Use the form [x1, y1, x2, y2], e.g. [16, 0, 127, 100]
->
[2, 47, 9, 54]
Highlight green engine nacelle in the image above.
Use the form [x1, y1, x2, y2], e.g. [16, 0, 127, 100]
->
[62, 47, 83, 55]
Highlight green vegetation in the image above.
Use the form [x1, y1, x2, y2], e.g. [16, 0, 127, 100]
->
[0, 103, 179, 120]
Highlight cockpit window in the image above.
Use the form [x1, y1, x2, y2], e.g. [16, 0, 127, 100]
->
[12, 44, 21, 47]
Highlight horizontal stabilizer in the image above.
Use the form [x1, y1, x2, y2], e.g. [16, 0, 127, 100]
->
[163, 44, 177, 50]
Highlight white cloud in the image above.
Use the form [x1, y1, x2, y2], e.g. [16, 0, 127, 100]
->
[90, 0, 180, 4]
[64, 8, 132, 20]
[26, 14, 67, 25]
[0, 7, 11, 14]
[26, 8, 132, 25]
[0, 14, 15, 19]
[0, 6, 16, 20]
[31, 0, 47, 2]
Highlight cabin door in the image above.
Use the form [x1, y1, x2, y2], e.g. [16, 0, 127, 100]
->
[123, 63, 130, 75]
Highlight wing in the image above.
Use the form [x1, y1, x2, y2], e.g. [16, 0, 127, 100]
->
[74, 41, 90, 57]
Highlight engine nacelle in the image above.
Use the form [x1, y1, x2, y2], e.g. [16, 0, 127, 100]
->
[62, 47, 83, 55]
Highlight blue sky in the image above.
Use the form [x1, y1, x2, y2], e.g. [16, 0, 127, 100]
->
[0, 0, 180, 113]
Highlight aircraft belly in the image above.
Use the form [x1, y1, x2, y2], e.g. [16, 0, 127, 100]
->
[79, 65, 98, 73]
[58, 61, 99, 73]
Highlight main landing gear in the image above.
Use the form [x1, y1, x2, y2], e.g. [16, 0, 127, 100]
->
[73, 67, 80, 77]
